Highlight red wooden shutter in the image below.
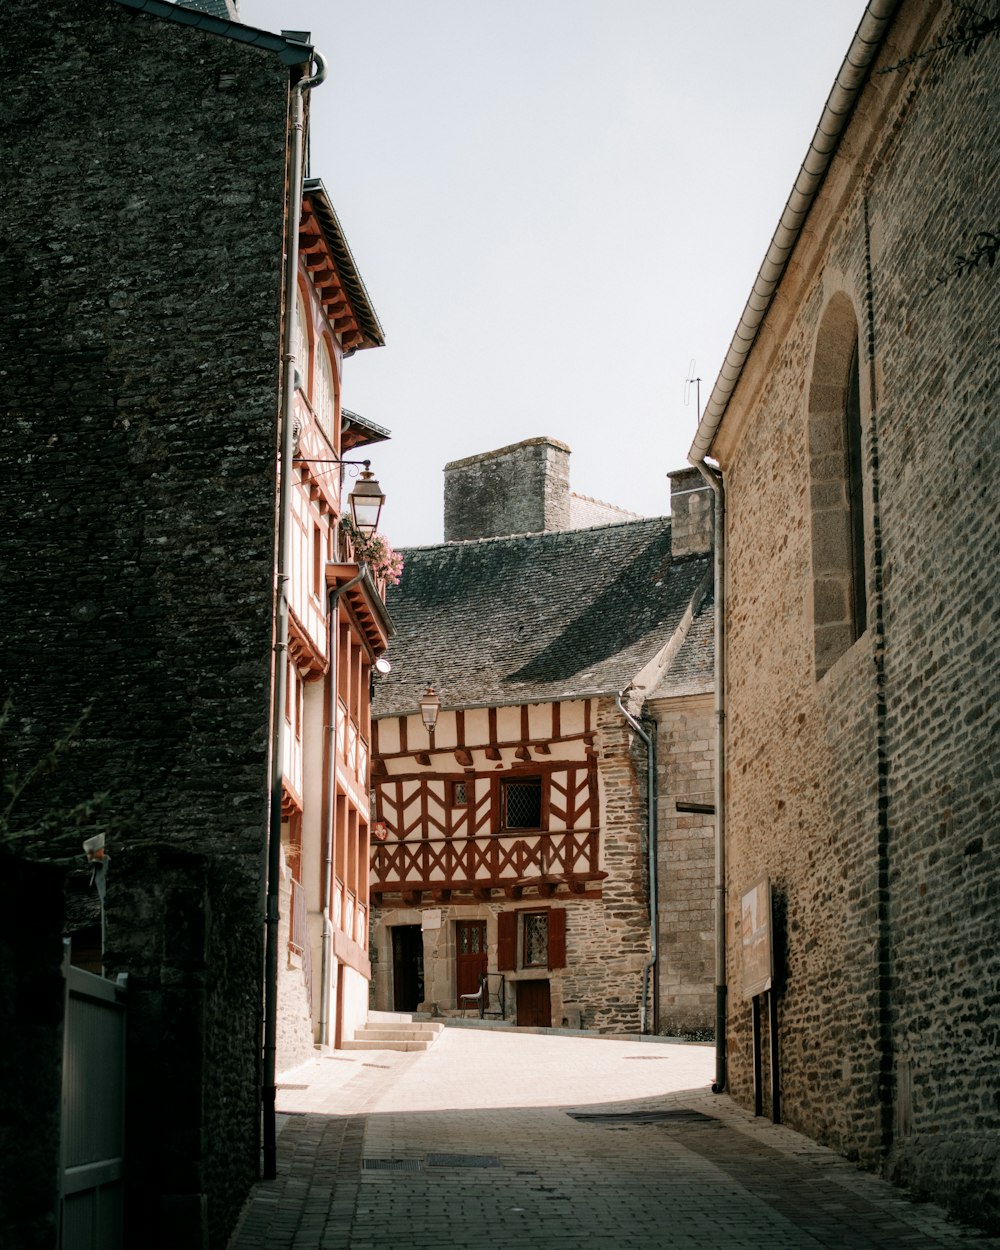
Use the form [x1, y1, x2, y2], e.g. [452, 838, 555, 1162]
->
[497, 911, 517, 971]
[547, 907, 566, 969]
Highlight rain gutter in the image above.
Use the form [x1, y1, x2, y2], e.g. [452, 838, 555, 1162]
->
[687, 0, 900, 1095]
[112, 0, 314, 64]
[688, 0, 900, 462]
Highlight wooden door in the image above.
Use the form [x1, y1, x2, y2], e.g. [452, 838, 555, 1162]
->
[455, 920, 488, 1006]
[391, 925, 424, 1011]
[516, 979, 551, 1028]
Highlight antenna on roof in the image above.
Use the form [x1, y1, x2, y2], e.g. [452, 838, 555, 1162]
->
[684, 360, 702, 421]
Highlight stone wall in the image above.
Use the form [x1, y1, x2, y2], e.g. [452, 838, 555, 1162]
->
[568, 492, 642, 529]
[0, 3, 294, 1244]
[711, 2, 1000, 1230]
[276, 860, 316, 1075]
[371, 891, 649, 1033]
[649, 693, 715, 1035]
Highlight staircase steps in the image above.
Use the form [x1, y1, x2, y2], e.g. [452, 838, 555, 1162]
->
[342, 1014, 445, 1052]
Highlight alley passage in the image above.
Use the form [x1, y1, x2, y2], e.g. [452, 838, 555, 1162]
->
[230, 1028, 999, 1250]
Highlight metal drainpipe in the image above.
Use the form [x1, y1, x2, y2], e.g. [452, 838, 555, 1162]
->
[616, 692, 657, 1035]
[694, 461, 727, 1093]
[319, 565, 367, 1048]
[262, 48, 327, 1183]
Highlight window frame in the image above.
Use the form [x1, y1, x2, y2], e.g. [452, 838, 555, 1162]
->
[500, 775, 543, 831]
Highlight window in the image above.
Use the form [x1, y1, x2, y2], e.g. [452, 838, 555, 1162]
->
[502, 776, 541, 829]
[450, 780, 470, 807]
[314, 337, 336, 443]
[312, 522, 323, 598]
[522, 913, 548, 967]
[497, 908, 566, 972]
[293, 289, 310, 392]
[807, 293, 868, 678]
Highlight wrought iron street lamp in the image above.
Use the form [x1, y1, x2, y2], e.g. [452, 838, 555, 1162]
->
[348, 464, 385, 538]
[419, 685, 441, 736]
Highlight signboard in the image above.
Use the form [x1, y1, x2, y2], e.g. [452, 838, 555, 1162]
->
[741, 877, 773, 999]
[421, 909, 442, 931]
[372, 821, 388, 842]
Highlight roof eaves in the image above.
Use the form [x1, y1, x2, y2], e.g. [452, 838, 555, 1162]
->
[688, 0, 901, 464]
[113, 0, 314, 64]
[341, 408, 391, 450]
[373, 686, 631, 720]
[303, 178, 385, 351]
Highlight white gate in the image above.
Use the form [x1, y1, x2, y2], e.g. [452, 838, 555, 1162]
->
[60, 958, 126, 1250]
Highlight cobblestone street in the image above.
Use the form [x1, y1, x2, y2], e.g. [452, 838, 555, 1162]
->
[229, 1026, 1000, 1249]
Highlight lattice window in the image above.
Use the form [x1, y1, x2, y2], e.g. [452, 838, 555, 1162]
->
[522, 913, 548, 967]
[502, 777, 541, 829]
[451, 780, 469, 807]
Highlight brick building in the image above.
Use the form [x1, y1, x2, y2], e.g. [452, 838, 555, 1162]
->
[370, 439, 715, 1036]
[689, 0, 1000, 1231]
[0, 2, 388, 1245]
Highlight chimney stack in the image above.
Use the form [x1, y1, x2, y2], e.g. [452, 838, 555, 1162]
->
[444, 438, 571, 542]
[668, 467, 713, 558]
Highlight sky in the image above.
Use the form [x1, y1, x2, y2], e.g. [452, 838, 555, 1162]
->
[240, 0, 866, 547]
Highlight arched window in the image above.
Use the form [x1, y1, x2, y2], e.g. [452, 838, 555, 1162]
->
[314, 336, 337, 443]
[293, 288, 310, 393]
[807, 294, 867, 678]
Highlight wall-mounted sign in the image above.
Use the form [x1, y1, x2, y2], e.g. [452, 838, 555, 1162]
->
[741, 876, 773, 999]
[372, 821, 388, 841]
[421, 909, 442, 931]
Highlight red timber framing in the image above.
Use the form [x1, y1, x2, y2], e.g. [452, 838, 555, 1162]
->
[299, 200, 368, 356]
[371, 700, 605, 904]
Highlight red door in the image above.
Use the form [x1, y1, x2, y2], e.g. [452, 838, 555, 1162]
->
[516, 979, 551, 1027]
[455, 921, 488, 1006]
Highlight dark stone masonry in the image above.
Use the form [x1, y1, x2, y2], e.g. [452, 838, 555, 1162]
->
[0, 2, 304, 1244]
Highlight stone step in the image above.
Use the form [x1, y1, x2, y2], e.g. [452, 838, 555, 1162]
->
[355, 1026, 440, 1042]
[340, 1037, 433, 1052]
[366, 1011, 445, 1028]
[343, 1017, 445, 1052]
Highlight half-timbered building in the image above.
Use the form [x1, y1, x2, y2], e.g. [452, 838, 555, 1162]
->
[370, 440, 716, 1035]
[275, 178, 394, 1069]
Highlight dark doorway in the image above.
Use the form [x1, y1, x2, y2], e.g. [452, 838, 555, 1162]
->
[455, 920, 488, 1007]
[392, 925, 424, 1011]
[516, 979, 551, 1027]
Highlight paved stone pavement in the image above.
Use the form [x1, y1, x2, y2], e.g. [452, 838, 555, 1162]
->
[229, 1026, 1000, 1249]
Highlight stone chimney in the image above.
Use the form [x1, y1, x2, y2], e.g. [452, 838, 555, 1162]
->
[668, 467, 714, 558]
[444, 438, 571, 542]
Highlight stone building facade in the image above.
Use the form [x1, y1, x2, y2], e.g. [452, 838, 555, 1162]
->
[689, 0, 1000, 1231]
[370, 440, 715, 1035]
[0, 3, 386, 1246]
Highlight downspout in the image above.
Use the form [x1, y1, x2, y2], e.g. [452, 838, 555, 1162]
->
[616, 692, 657, 1035]
[319, 564, 367, 1048]
[695, 463, 727, 1093]
[263, 47, 327, 1183]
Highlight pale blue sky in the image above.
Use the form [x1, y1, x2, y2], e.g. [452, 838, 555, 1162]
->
[240, 0, 865, 546]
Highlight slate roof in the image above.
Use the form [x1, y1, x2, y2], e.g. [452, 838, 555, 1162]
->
[113, 0, 314, 64]
[373, 517, 712, 716]
[651, 592, 715, 699]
